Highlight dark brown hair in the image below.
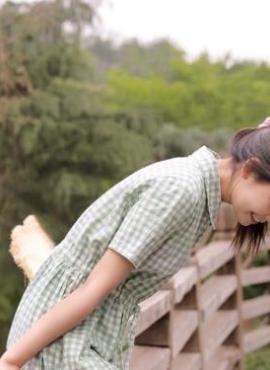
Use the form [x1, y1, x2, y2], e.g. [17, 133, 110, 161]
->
[229, 126, 270, 255]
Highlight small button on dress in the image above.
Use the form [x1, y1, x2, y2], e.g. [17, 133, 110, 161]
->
[6, 145, 222, 370]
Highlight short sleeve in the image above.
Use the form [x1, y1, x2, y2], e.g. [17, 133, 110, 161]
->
[108, 177, 195, 269]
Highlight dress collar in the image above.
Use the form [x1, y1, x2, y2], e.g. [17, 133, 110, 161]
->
[189, 145, 222, 230]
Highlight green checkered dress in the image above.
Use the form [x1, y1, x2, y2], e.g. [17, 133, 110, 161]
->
[6, 145, 222, 370]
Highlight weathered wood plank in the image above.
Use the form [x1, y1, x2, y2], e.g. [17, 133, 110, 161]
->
[171, 310, 198, 357]
[196, 241, 235, 279]
[243, 325, 270, 353]
[135, 290, 172, 336]
[201, 310, 238, 360]
[171, 353, 201, 370]
[161, 267, 198, 304]
[200, 275, 237, 320]
[243, 295, 270, 320]
[241, 267, 270, 287]
[205, 345, 241, 370]
[135, 313, 170, 346]
[130, 345, 171, 370]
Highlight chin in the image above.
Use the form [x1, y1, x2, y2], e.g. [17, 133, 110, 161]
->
[239, 215, 253, 227]
[239, 221, 249, 227]
[241, 216, 256, 227]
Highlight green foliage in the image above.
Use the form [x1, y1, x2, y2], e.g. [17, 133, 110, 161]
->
[105, 56, 270, 131]
[246, 347, 270, 370]
[88, 37, 185, 80]
[1, 117, 153, 243]
[0, 248, 25, 355]
[153, 123, 233, 159]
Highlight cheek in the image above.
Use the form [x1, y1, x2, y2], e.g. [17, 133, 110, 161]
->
[256, 203, 270, 216]
[247, 200, 268, 218]
[231, 188, 254, 216]
[232, 189, 248, 208]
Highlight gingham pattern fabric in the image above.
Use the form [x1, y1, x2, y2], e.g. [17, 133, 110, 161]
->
[6, 145, 222, 370]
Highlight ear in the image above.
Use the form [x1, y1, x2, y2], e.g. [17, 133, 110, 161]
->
[241, 157, 260, 179]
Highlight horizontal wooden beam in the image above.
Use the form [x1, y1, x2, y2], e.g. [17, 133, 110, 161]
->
[130, 345, 171, 370]
[200, 275, 237, 320]
[204, 345, 241, 370]
[243, 325, 270, 353]
[171, 310, 198, 357]
[171, 353, 201, 370]
[201, 310, 238, 361]
[243, 295, 270, 320]
[241, 267, 270, 287]
[196, 241, 235, 279]
[161, 266, 198, 304]
[136, 290, 172, 336]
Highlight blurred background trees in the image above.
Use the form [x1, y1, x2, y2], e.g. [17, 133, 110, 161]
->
[1, 0, 270, 355]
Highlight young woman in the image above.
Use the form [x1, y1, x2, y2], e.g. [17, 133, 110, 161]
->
[1, 118, 270, 370]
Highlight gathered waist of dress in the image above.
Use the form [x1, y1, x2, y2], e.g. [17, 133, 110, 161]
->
[48, 241, 144, 307]
[46, 240, 92, 274]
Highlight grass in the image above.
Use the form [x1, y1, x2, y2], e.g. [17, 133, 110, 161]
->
[245, 347, 270, 370]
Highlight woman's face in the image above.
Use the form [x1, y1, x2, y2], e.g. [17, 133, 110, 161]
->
[231, 164, 270, 226]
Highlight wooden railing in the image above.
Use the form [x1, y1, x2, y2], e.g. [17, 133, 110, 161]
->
[130, 203, 270, 370]
[9, 203, 270, 369]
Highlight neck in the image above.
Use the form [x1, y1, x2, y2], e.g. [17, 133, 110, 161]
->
[216, 157, 235, 204]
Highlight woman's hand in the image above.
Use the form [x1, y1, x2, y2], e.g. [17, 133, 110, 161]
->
[0, 358, 20, 370]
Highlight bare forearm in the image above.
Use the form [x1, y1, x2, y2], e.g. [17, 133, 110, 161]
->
[2, 282, 103, 367]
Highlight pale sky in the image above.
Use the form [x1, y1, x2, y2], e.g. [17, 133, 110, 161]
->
[7, 0, 270, 63]
[97, 0, 270, 63]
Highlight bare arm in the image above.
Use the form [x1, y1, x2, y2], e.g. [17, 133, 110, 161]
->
[1, 249, 134, 368]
